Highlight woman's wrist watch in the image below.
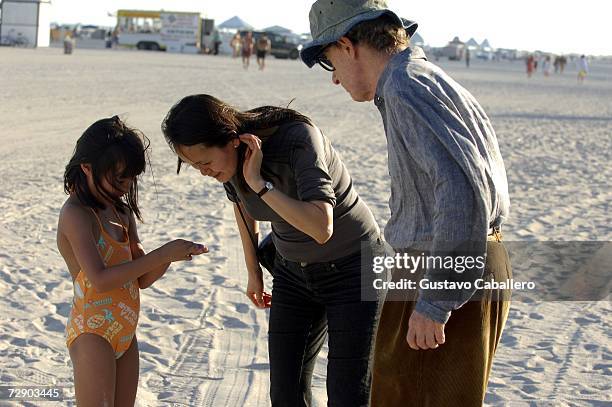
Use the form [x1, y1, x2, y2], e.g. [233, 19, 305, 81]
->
[257, 181, 274, 198]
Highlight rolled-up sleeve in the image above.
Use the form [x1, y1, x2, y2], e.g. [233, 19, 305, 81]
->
[223, 182, 241, 203]
[289, 126, 336, 207]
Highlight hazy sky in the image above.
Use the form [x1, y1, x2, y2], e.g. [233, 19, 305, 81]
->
[41, 0, 611, 55]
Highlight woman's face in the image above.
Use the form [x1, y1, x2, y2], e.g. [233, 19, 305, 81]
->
[176, 141, 239, 183]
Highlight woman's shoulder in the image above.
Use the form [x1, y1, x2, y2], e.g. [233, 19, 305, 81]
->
[262, 122, 327, 165]
[276, 121, 323, 146]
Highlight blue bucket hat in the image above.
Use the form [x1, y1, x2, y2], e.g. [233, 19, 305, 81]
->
[301, 0, 418, 68]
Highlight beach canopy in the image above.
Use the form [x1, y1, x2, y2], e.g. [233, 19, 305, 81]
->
[263, 25, 293, 34]
[481, 39, 492, 50]
[218, 16, 253, 30]
[466, 38, 479, 48]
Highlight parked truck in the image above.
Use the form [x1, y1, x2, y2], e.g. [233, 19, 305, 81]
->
[116, 9, 201, 53]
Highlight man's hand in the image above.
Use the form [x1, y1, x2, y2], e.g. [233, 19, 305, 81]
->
[407, 310, 446, 350]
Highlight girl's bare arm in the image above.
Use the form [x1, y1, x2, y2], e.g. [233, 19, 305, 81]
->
[60, 203, 204, 292]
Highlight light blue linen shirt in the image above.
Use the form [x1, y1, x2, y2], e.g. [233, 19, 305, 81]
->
[375, 47, 510, 323]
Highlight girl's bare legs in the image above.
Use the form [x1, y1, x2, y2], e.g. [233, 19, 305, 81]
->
[69, 334, 116, 406]
[115, 336, 139, 407]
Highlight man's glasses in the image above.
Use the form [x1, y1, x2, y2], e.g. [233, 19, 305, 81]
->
[316, 44, 335, 72]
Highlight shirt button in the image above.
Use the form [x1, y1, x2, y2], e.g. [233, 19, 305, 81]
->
[300, 262, 308, 267]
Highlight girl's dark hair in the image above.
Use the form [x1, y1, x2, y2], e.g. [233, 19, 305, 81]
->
[161, 94, 312, 189]
[63, 116, 150, 221]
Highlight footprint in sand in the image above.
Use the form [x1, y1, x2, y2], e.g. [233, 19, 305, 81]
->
[183, 301, 202, 310]
[574, 315, 600, 325]
[233, 302, 249, 314]
[592, 363, 611, 374]
[502, 335, 518, 346]
[139, 342, 162, 355]
[43, 316, 65, 333]
[221, 316, 249, 329]
[175, 288, 196, 296]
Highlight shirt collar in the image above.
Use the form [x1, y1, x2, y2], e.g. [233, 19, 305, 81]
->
[375, 46, 427, 106]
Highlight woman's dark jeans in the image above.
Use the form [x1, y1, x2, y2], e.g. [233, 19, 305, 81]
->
[268, 237, 387, 407]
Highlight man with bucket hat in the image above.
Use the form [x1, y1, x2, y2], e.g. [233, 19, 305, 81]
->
[302, 1, 512, 406]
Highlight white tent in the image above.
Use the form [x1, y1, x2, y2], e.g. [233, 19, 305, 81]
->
[481, 39, 493, 51]
[263, 25, 292, 34]
[218, 16, 253, 31]
[466, 38, 479, 49]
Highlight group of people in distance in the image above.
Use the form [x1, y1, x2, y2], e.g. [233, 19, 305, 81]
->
[231, 31, 272, 71]
[526, 53, 589, 82]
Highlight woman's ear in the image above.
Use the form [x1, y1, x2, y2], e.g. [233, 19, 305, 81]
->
[80, 163, 92, 176]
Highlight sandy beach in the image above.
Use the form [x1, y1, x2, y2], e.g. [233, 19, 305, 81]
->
[0, 46, 610, 406]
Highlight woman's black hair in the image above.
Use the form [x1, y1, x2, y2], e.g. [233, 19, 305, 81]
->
[63, 116, 150, 221]
[161, 94, 312, 190]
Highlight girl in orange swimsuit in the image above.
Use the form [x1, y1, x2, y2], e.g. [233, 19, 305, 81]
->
[57, 116, 207, 406]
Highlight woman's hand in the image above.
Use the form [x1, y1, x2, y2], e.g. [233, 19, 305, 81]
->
[240, 134, 266, 192]
[246, 271, 272, 309]
[160, 239, 208, 262]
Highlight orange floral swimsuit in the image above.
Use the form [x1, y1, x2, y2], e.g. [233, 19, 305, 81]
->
[65, 208, 140, 359]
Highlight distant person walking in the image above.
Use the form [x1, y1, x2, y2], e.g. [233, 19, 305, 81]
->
[256, 34, 272, 71]
[465, 48, 470, 68]
[241, 31, 254, 69]
[212, 30, 222, 55]
[543, 55, 553, 77]
[577, 55, 589, 83]
[559, 55, 567, 73]
[105, 31, 112, 49]
[63, 32, 75, 55]
[231, 33, 242, 58]
[526, 55, 535, 77]
[112, 28, 120, 49]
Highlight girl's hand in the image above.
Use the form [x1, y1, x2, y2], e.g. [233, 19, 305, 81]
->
[240, 134, 266, 192]
[246, 272, 272, 309]
[161, 239, 208, 262]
